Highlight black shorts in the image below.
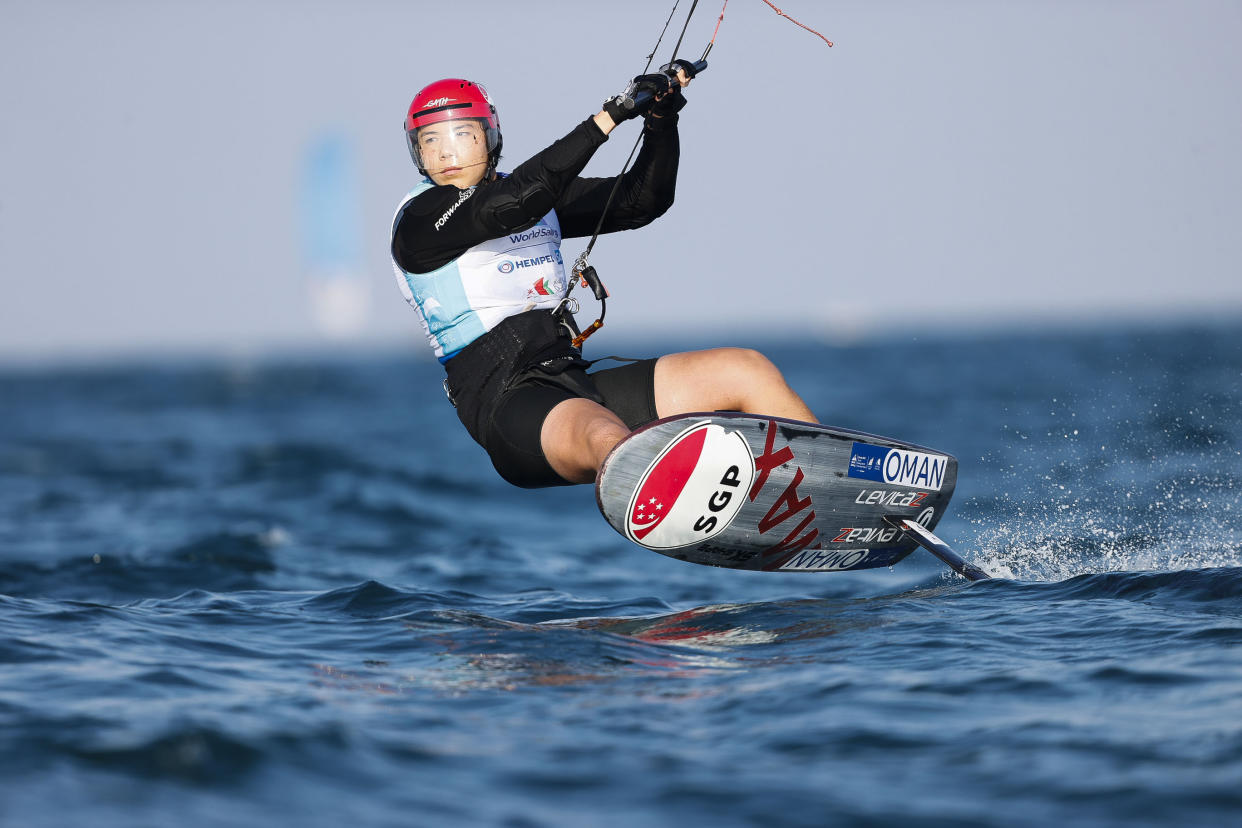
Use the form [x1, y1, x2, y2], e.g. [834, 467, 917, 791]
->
[480, 357, 659, 488]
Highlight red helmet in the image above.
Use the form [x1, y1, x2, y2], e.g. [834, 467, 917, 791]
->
[405, 78, 502, 177]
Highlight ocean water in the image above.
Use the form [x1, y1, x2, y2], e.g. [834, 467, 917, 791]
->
[2, 320, 1241, 827]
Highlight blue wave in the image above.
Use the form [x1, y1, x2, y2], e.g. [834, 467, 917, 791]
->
[4, 321, 1242, 826]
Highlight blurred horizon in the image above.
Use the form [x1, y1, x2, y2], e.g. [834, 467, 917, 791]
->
[4, 306, 1238, 372]
[3, 1, 1240, 364]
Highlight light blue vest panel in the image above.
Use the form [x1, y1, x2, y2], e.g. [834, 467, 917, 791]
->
[391, 179, 569, 362]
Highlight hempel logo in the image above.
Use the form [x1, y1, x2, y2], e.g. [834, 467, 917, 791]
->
[498, 253, 561, 273]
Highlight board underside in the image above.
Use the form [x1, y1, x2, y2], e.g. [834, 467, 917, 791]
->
[595, 413, 958, 572]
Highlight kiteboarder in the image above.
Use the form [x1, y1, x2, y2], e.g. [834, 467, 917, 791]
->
[390, 70, 816, 488]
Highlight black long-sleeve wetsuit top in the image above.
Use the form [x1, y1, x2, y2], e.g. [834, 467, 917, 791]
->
[392, 113, 680, 277]
[390, 113, 679, 365]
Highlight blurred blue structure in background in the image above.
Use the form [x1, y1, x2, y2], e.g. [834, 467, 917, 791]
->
[301, 131, 370, 340]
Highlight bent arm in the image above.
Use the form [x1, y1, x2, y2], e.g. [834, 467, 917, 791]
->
[556, 113, 680, 238]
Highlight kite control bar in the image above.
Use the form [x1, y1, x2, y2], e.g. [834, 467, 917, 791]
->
[625, 59, 709, 114]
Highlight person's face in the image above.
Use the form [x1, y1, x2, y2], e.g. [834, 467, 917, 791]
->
[417, 120, 490, 188]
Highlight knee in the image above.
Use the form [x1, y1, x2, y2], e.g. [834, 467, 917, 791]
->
[716, 347, 783, 384]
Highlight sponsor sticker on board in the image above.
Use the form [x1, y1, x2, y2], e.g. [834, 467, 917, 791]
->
[779, 547, 911, 572]
[830, 527, 901, 546]
[854, 489, 930, 508]
[847, 443, 947, 491]
[778, 548, 872, 572]
[625, 422, 756, 550]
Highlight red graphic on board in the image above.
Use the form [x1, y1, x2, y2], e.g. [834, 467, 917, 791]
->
[749, 422, 795, 502]
[748, 420, 821, 569]
[628, 426, 709, 541]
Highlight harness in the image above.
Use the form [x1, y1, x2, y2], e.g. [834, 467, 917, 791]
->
[442, 309, 599, 441]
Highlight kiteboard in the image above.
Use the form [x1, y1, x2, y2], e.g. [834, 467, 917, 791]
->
[596, 413, 989, 579]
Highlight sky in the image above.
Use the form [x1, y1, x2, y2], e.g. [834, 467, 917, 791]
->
[2, 0, 1240, 362]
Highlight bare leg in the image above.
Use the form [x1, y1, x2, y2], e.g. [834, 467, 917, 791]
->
[540, 397, 630, 484]
[654, 347, 817, 423]
[541, 348, 813, 485]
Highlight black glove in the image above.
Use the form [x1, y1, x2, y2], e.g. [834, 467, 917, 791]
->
[602, 74, 673, 123]
[647, 88, 687, 119]
[647, 58, 703, 119]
